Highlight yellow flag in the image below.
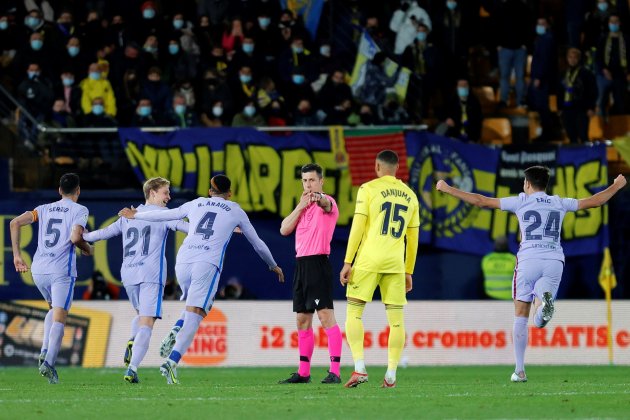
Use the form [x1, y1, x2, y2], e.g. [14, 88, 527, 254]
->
[598, 247, 617, 293]
[328, 126, 348, 170]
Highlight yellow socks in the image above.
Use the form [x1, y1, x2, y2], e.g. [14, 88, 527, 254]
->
[385, 305, 405, 372]
[345, 301, 366, 363]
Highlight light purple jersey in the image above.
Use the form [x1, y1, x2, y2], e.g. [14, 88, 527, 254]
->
[83, 204, 188, 286]
[500, 192, 579, 262]
[134, 197, 277, 270]
[31, 198, 89, 277]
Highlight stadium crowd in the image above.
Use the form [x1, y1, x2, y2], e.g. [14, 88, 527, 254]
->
[1, 0, 630, 149]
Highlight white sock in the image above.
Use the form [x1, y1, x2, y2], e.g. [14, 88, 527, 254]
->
[354, 359, 367, 374]
[44, 321, 64, 366]
[130, 326, 152, 368]
[41, 309, 53, 352]
[385, 369, 396, 383]
[130, 315, 140, 340]
[170, 311, 203, 363]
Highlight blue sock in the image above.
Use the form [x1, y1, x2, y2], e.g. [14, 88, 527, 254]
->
[169, 311, 203, 363]
[175, 318, 184, 329]
[169, 350, 182, 364]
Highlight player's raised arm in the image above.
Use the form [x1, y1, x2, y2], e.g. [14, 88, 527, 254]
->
[436, 179, 501, 209]
[577, 174, 627, 210]
[10, 211, 35, 272]
[83, 218, 123, 242]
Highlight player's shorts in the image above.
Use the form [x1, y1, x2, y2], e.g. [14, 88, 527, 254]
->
[33, 273, 75, 311]
[293, 255, 334, 313]
[125, 282, 165, 318]
[346, 268, 407, 306]
[513, 258, 563, 302]
[175, 262, 220, 313]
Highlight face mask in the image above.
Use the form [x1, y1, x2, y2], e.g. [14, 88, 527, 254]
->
[239, 74, 252, 84]
[139, 106, 152, 116]
[242, 43, 254, 54]
[258, 17, 271, 28]
[609, 23, 620, 33]
[30, 39, 43, 50]
[320, 45, 331, 56]
[89, 71, 101, 81]
[536, 25, 546, 35]
[25, 16, 40, 28]
[446, 0, 457, 10]
[144, 46, 157, 54]
[92, 104, 104, 115]
[244, 105, 256, 117]
[212, 106, 223, 117]
[62, 77, 74, 86]
[28, 71, 39, 80]
[0, 21, 8, 30]
[173, 19, 184, 30]
[457, 86, 469, 98]
[292, 74, 305, 84]
[169, 44, 179, 55]
[416, 32, 427, 42]
[291, 46, 304, 54]
[598, 2, 609, 12]
[175, 104, 186, 114]
[68, 46, 80, 57]
[143, 9, 155, 19]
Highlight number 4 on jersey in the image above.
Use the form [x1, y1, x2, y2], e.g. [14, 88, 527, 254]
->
[195, 211, 217, 240]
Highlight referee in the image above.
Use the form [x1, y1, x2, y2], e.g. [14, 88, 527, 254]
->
[278, 163, 343, 384]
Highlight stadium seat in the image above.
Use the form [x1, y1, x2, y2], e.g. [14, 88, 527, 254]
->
[589, 116, 605, 141]
[481, 117, 512, 144]
[473, 86, 497, 114]
[603, 115, 630, 139]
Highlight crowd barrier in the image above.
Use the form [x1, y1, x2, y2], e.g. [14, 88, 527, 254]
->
[2, 300, 629, 368]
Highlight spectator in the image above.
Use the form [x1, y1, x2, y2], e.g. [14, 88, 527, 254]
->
[79, 10, 107, 58]
[358, 103, 378, 125]
[493, 0, 532, 109]
[131, 98, 159, 126]
[313, 41, 335, 78]
[54, 36, 89, 81]
[256, 76, 284, 114]
[20, 9, 51, 49]
[163, 93, 198, 127]
[12, 31, 52, 81]
[253, 10, 279, 77]
[222, 17, 244, 55]
[200, 99, 227, 127]
[266, 100, 289, 128]
[198, 0, 229, 27]
[231, 64, 258, 110]
[583, 0, 615, 67]
[400, 22, 441, 121]
[80, 62, 116, 117]
[37, 98, 76, 151]
[276, 9, 308, 51]
[199, 45, 229, 78]
[230, 35, 261, 76]
[323, 98, 353, 125]
[49, 10, 76, 52]
[595, 13, 629, 116]
[217, 277, 256, 300]
[200, 69, 234, 122]
[481, 236, 516, 300]
[82, 270, 120, 300]
[232, 100, 265, 127]
[81, 97, 116, 127]
[163, 38, 196, 84]
[283, 67, 315, 112]
[25, 0, 54, 23]
[140, 34, 160, 72]
[317, 69, 352, 116]
[438, 79, 483, 142]
[106, 14, 130, 50]
[356, 52, 399, 114]
[293, 98, 319, 126]
[529, 17, 557, 141]
[117, 69, 141, 126]
[140, 67, 171, 120]
[17, 63, 53, 148]
[109, 42, 145, 95]
[380, 96, 409, 125]
[173, 79, 196, 109]
[131, 1, 161, 44]
[278, 35, 314, 84]
[54, 70, 82, 116]
[559, 48, 597, 144]
[166, 12, 199, 56]
[433, 0, 471, 87]
[389, 0, 432, 55]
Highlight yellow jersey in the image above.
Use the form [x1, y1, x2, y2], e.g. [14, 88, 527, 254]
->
[349, 175, 420, 273]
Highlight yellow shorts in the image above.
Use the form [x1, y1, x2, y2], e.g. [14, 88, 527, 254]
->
[346, 268, 407, 305]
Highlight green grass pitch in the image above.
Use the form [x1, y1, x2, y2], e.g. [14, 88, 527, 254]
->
[1, 366, 629, 419]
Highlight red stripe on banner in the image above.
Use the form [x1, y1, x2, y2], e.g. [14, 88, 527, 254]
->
[344, 132, 408, 186]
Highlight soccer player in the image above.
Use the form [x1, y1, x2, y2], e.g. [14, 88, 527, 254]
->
[278, 163, 343, 384]
[340, 150, 420, 388]
[436, 167, 627, 382]
[82, 177, 188, 383]
[118, 174, 284, 384]
[10, 173, 93, 384]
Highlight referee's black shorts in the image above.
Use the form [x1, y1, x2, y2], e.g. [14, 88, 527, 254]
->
[293, 254, 334, 313]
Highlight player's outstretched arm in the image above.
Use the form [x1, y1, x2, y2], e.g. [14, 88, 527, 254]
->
[83, 218, 123, 242]
[10, 211, 34, 272]
[578, 174, 627, 210]
[436, 179, 501, 209]
[279, 192, 310, 236]
[270, 265, 285, 283]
